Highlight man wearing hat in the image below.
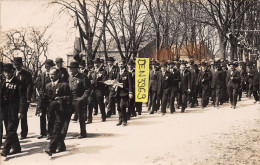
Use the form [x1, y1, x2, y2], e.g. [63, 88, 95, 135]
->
[197, 62, 211, 108]
[66, 61, 88, 138]
[156, 61, 174, 115]
[115, 59, 133, 126]
[56, 58, 69, 83]
[85, 59, 97, 124]
[13, 57, 33, 140]
[238, 61, 247, 101]
[168, 61, 181, 113]
[148, 59, 159, 114]
[178, 62, 191, 112]
[1, 63, 27, 157]
[226, 62, 241, 109]
[35, 59, 55, 139]
[211, 63, 223, 107]
[190, 63, 200, 108]
[104, 57, 118, 117]
[91, 58, 107, 122]
[44, 68, 71, 156]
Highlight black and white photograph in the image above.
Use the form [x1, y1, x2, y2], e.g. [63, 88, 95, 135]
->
[0, 0, 260, 164]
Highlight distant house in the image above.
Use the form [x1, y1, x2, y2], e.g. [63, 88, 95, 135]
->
[138, 40, 213, 62]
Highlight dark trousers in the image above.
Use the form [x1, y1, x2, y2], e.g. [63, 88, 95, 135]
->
[4, 118, 21, 152]
[212, 88, 222, 106]
[201, 86, 209, 107]
[160, 89, 170, 114]
[180, 90, 188, 112]
[253, 86, 259, 102]
[128, 97, 136, 118]
[58, 112, 71, 150]
[20, 103, 29, 138]
[48, 101, 66, 152]
[106, 87, 117, 116]
[149, 90, 158, 112]
[87, 95, 96, 121]
[95, 90, 106, 120]
[47, 108, 55, 137]
[72, 99, 86, 136]
[40, 107, 47, 136]
[191, 87, 198, 106]
[228, 86, 238, 107]
[170, 88, 178, 112]
[118, 96, 128, 123]
[135, 102, 142, 113]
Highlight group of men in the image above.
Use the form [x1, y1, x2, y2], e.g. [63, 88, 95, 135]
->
[148, 58, 260, 115]
[0, 56, 259, 157]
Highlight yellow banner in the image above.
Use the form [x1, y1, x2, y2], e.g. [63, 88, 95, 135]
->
[135, 58, 149, 102]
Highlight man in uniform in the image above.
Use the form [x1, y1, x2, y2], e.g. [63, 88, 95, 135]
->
[211, 62, 223, 108]
[226, 62, 241, 109]
[190, 63, 199, 108]
[85, 60, 96, 124]
[157, 61, 173, 115]
[1, 63, 27, 157]
[67, 61, 88, 138]
[55, 58, 69, 83]
[104, 57, 118, 117]
[168, 61, 181, 113]
[197, 62, 211, 108]
[13, 57, 33, 140]
[44, 68, 71, 156]
[115, 60, 133, 126]
[149, 60, 159, 114]
[91, 58, 107, 122]
[35, 59, 56, 139]
[179, 62, 191, 112]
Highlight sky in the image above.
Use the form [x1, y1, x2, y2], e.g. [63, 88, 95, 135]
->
[1, 0, 75, 63]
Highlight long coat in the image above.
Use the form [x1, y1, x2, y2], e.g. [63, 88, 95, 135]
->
[179, 69, 191, 92]
[46, 81, 71, 116]
[16, 69, 33, 102]
[149, 69, 159, 92]
[116, 69, 132, 97]
[211, 70, 223, 89]
[157, 70, 173, 95]
[226, 70, 241, 89]
[1, 77, 27, 120]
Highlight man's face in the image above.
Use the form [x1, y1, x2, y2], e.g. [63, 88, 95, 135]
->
[107, 61, 113, 67]
[69, 67, 78, 76]
[161, 66, 167, 72]
[56, 62, 62, 69]
[94, 63, 100, 69]
[119, 62, 125, 69]
[128, 64, 133, 70]
[14, 63, 22, 71]
[230, 65, 235, 70]
[201, 66, 206, 71]
[50, 70, 59, 82]
[45, 64, 51, 72]
[4, 70, 14, 79]
[180, 65, 185, 71]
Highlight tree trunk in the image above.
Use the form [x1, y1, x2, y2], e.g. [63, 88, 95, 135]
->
[218, 33, 227, 60]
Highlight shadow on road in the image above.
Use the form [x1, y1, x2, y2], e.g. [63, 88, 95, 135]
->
[4, 141, 49, 161]
[51, 145, 112, 160]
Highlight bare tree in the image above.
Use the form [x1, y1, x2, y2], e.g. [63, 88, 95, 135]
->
[106, 0, 150, 60]
[0, 26, 51, 77]
[50, 0, 114, 60]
